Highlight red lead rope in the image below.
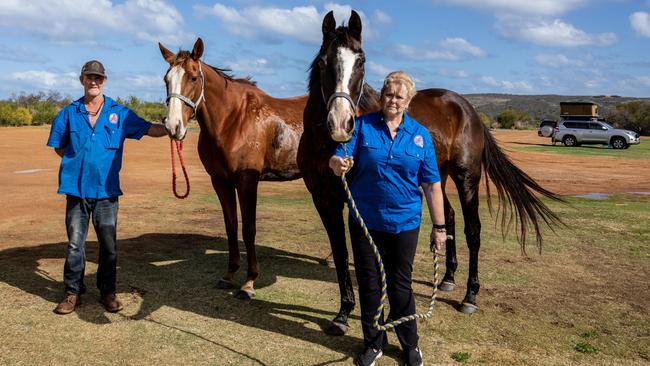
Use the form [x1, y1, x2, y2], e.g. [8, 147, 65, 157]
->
[170, 139, 190, 199]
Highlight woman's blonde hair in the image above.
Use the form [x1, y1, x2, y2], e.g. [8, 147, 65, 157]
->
[381, 71, 416, 99]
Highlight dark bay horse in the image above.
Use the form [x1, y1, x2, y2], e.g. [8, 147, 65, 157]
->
[298, 11, 562, 334]
[159, 38, 307, 299]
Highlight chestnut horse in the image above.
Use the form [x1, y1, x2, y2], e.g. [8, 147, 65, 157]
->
[159, 38, 307, 299]
[298, 11, 562, 334]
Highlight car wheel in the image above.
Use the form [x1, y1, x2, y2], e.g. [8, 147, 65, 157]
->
[563, 135, 577, 147]
[611, 137, 627, 149]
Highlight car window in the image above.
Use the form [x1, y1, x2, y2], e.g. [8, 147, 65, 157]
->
[563, 122, 589, 129]
[589, 123, 604, 130]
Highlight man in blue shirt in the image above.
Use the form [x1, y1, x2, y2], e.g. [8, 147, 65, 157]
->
[47, 60, 167, 314]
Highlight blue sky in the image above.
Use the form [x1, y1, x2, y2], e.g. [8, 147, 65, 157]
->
[1, 0, 650, 101]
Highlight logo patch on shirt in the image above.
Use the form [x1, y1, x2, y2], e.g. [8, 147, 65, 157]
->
[109, 113, 118, 124]
[413, 135, 424, 148]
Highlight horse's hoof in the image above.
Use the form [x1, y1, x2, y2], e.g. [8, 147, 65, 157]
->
[216, 279, 235, 289]
[234, 289, 255, 301]
[438, 280, 456, 292]
[461, 302, 479, 314]
[324, 321, 348, 336]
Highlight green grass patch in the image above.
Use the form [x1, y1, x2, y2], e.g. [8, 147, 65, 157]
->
[510, 136, 650, 160]
[580, 330, 598, 339]
[575, 342, 599, 354]
[451, 351, 471, 362]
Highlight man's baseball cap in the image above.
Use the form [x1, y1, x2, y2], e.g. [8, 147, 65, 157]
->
[80, 60, 106, 77]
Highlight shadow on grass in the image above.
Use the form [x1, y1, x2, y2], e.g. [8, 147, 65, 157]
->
[0, 233, 373, 363]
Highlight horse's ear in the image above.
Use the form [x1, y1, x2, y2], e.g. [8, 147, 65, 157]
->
[159, 42, 175, 64]
[349, 10, 362, 42]
[191, 38, 204, 60]
[322, 11, 336, 40]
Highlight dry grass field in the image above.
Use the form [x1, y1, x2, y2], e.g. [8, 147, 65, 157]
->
[0, 126, 648, 365]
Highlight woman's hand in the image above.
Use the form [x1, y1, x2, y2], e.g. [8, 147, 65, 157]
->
[329, 155, 354, 176]
[429, 228, 446, 252]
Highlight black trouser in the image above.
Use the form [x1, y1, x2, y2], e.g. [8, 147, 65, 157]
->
[63, 195, 119, 296]
[349, 215, 419, 352]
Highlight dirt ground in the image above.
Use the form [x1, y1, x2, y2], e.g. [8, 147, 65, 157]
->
[0, 126, 648, 365]
[2, 127, 648, 247]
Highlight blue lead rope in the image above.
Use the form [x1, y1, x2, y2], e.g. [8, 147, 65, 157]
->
[341, 143, 441, 331]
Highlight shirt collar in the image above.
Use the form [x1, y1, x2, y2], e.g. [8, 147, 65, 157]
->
[401, 112, 416, 133]
[375, 111, 415, 133]
[72, 95, 117, 112]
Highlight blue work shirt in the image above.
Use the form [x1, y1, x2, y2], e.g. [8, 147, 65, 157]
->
[334, 112, 440, 234]
[46, 96, 152, 199]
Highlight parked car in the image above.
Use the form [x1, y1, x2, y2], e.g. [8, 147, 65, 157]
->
[553, 120, 641, 149]
[538, 119, 557, 137]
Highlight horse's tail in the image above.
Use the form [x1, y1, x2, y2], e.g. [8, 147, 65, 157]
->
[481, 127, 564, 253]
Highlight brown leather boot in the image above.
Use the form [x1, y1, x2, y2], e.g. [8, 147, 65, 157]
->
[100, 293, 123, 313]
[54, 293, 81, 314]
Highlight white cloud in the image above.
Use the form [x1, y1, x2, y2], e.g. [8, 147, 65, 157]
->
[0, 0, 193, 46]
[367, 61, 393, 77]
[534, 53, 588, 68]
[396, 37, 485, 61]
[497, 16, 617, 47]
[374, 10, 392, 24]
[195, 3, 377, 45]
[9, 70, 79, 90]
[630, 12, 650, 37]
[480, 76, 533, 92]
[433, 0, 588, 16]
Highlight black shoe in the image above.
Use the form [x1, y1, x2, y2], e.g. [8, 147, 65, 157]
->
[405, 347, 423, 366]
[354, 347, 383, 366]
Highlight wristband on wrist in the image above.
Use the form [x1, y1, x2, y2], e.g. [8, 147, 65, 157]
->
[432, 223, 446, 229]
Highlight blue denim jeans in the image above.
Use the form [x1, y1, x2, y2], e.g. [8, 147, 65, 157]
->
[64, 195, 119, 296]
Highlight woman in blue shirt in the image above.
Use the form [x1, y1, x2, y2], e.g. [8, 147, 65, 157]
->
[329, 71, 446, 366]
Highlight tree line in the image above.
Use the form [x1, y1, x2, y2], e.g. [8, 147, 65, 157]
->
[480, 103, 650, 135]
[1, 92, 648, 135]
[0, 92, 166, 126]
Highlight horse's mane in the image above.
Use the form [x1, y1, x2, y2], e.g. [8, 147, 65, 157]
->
[173, 50, 256, 86]
[307, 26, 380, 112]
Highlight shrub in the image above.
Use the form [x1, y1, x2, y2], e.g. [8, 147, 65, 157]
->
[477, 111, 494, 128]
[0, 102, 33, 126]
[605, 100, 650, 136]
[116, 96, 166, 122]
[497, 108, 532, 129]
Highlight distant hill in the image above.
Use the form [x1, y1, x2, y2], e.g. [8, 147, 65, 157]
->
[461, 93, 650, 120]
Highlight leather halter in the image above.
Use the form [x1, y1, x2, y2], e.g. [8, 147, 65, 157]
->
[322, 80, 365, 114]
[166, 61, 205, 119]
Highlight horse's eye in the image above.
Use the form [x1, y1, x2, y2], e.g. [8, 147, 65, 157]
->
[191, 76, 198, 82]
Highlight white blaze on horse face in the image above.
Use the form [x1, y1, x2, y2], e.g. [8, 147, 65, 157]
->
[329, 47, 358, 142]
[165, 65, 187, 139]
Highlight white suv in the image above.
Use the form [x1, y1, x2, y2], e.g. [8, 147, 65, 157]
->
[554, 120, 640, 149]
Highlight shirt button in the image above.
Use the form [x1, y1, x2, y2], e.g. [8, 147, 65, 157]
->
[390, 155, 393, 159]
